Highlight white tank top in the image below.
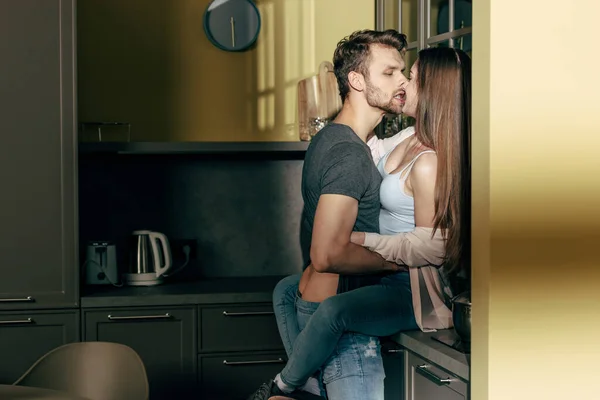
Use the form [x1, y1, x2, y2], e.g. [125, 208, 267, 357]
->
[377, 147, 436, 235]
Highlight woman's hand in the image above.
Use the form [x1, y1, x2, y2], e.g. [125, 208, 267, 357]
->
[350, 231, 366, 245]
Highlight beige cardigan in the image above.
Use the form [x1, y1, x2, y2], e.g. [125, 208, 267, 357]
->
[365, 127, 454, 332]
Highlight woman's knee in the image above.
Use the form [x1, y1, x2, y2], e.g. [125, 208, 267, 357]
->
[273, 274, 301, 305]
[314, 296, 349, 331]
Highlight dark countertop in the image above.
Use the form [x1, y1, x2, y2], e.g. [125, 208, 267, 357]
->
[81, 275, 286, 308]
[391, 330, 470, 381]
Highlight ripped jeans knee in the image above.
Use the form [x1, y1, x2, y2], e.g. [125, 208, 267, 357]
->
[321, 333, 385, 387]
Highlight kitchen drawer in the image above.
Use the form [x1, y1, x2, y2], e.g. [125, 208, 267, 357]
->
[83, 306, 197, 399]
[0, 310, 79, 384]
[199, 303, 283, 352]
[198, 351, 287, 400]
[406, 351, 468, 400]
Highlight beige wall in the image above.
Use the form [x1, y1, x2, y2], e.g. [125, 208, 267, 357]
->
[77, 0, 374, 142]
[472, 1, 600, 400]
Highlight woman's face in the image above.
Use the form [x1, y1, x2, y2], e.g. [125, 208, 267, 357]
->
[402, 62, 419, 118]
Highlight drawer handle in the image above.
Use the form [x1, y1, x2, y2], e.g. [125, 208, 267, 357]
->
[223, 358, 285, 366]
[108, 313, 172, 321]
[0, 296, 34, 303]
[384, 348, 404, 354]
[222, 311, 274, 317]
[416, 364, 453, 386]
[0, 318, 33, 325]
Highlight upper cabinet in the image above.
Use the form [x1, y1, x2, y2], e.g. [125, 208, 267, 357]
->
[0, 0, 78, 310]
[377, 0, 472, 71]
[77, 0, 376, 144]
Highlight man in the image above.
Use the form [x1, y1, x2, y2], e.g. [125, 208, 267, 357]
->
[247, 29, 408, 400]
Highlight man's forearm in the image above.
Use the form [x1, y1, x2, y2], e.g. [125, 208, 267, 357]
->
[323, 242, 400, 274]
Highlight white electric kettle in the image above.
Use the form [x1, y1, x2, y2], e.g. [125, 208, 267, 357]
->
[123, 230, 173, 286]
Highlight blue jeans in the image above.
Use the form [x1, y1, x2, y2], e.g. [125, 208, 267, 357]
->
[273, 274, 302, 358]
[296, 294, 385, 400]
[272, 272, 418, 395]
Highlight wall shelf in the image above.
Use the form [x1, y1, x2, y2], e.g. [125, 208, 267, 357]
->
[78, 141, 310, 156]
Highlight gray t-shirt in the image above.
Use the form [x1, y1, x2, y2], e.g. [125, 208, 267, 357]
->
[300, 122, 385, 293]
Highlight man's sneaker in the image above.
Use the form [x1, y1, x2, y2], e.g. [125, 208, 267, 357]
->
[246, 380, 285, 400]
[245, 379, 326, 400]
[272, 389, 326, 400]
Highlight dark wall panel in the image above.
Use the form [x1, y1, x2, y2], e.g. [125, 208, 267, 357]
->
[79, 155, 305, 281]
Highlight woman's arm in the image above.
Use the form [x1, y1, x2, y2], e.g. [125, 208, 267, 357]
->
[367, 125, 415, 165]
[351, 227, 446, 267]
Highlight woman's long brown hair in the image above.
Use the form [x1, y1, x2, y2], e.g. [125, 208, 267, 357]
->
[414, 47, 471, 277]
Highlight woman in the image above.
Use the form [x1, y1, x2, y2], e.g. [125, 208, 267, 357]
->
[249, 47, 471, 400]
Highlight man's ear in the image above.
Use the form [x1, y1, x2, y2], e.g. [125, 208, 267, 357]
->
[401, 47, 407, 57]
[347, 71, 365, 93]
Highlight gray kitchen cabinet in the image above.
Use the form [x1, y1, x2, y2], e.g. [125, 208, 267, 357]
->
[0, 0, 78, 311]
[199, 303, 284, 353]
[0, 310, 80, 384]
[197, 303, 286, 399]
[83, 306, 197, 400]
[406, 351, 468, 400]
[198, 350, 287, 400]
[382, 340, 406, 400]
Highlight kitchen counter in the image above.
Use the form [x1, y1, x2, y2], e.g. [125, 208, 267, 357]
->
[81, 275, 286, 308]
[392, 330, 470, 381]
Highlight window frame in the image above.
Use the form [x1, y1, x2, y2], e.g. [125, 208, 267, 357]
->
[375, 0, 473, 51]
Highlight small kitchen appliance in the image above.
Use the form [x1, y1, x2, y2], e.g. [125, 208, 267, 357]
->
[123, 230, 173, 286]
[84, 241, 120, 286]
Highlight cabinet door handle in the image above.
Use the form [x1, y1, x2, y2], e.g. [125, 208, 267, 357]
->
[107, 313, 172, 321]
[222, 311, 274, 317]
[0, 296, 34, 303]
[384, 348, 404, 354]
[416, 364, 453, 385]
[223, 358, 285, 366]
[0, 318, 33, 325]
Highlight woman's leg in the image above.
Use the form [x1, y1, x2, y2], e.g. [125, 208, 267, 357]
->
[294, 295, 328, 398]
[278, 272, 416, 389]
[272, 274, 302, 358]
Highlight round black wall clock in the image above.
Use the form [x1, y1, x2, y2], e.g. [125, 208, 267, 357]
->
[203, 0, 262, 52]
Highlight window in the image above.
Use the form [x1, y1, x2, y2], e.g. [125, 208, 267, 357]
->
[376, 0, 473, 63]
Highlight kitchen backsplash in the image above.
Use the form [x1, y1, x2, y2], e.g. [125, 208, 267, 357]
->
[78, 154, 306, 280]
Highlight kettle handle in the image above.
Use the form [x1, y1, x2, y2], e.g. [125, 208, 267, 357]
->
[149, 232, 172, 277]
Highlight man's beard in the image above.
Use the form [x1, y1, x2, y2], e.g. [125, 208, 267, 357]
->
[365, 80, 402, 115]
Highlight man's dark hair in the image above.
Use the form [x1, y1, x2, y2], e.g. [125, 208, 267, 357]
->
[333, 29, 407, 101]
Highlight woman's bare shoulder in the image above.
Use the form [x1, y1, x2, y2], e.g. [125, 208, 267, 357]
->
[410, 152, 437, 187]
